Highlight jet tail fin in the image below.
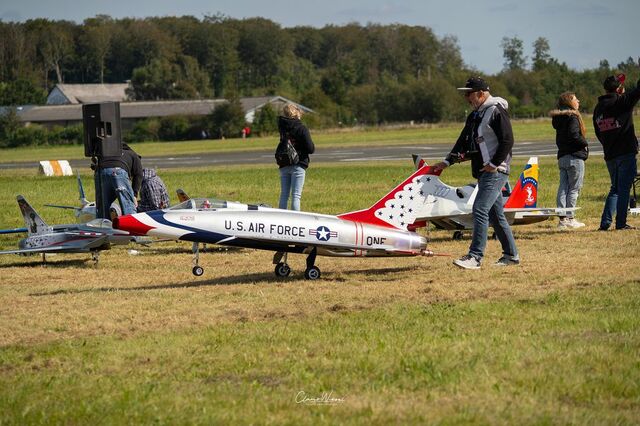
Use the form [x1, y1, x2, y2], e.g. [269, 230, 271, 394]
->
[412, 154, 426, 169]
[504, 157, 538, 209]
[17, 195, 51, 236]
[176, 188, 190, 203]
[338, 159, 441, 229]
[77, 172, 89, 206]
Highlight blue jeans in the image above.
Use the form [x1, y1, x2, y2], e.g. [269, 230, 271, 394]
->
[600, 153, 637, 229]
[95, 167, 136, 219]
[469, 171, 518, 262]
[279, 165, 306, 211]
[557, 155, 585, 219]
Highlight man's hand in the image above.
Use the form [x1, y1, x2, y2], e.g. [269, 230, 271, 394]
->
[481, 164, 498, 173]
[432, 162, 448, 173]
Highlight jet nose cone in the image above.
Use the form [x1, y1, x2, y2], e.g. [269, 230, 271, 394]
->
[114, 214, 154, 236]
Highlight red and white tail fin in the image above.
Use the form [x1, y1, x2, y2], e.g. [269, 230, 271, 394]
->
[504, 157, 538, 209]
[412, 154, 426, 169]
[338, 161, 441, 229]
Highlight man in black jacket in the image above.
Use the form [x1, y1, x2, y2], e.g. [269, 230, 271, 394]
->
[593, 74, 640, 230]
[433, 77, 519, 269]
[94, 143, 143, 219]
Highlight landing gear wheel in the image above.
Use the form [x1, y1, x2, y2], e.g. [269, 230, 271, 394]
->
[275, 263, 291, 277]
[304, 266, 321, 280]
[452, 231, 464, 240]
[192, 265, 204, 276]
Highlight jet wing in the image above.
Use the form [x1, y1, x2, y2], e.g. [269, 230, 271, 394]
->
[0, 227, 28, 235]
[0, 246, 68, 255]
[44, 204, 79, 210]
[506, 207, 578, 225]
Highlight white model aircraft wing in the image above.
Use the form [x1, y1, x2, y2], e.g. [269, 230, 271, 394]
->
[503, 207, 578, 214]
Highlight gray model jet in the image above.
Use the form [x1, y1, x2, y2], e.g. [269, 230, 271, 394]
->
[0, 195, 133, 263]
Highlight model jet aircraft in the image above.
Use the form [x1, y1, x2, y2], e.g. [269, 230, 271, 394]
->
[407, 156, 576, 239]
[0, 195, 132, 263]
[115, 166, 439, 279]
[45, 173, 122, 223]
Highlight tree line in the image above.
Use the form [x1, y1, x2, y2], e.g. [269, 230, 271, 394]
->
[0, 15, 637, 132]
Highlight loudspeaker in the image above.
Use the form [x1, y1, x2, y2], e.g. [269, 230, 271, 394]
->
[82, 102, 122, 158]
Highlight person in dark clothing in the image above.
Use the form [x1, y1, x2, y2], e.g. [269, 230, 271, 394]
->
[277, 103, 315, 211]
[433, 77, 518, 269]
[550, 92, 589, 229]
[593, 73, 640, 230]
[94, 143, 143, 219]
[137, 168, 170, 212]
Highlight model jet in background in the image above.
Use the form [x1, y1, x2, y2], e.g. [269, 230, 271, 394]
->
[0, 195, 132, 263]
[115, 165, 438, 279]
[407, 156, 576, 239]
[45, 173, 121, 222]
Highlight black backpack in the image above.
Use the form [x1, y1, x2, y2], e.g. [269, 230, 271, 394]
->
[275, 132, 299, 167]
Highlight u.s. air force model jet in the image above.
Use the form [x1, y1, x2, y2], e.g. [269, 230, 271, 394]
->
[409, 156, 576, 239]
[0, 195, 132, 263]
[115, 164, 440, 279]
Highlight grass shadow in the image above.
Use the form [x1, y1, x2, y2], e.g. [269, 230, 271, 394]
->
[1, 258, 93, 268]
[29, 264, 421, 297]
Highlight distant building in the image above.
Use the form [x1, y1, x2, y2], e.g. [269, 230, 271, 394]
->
[46, 83, 130, 105]
[9, 84, 313, 130]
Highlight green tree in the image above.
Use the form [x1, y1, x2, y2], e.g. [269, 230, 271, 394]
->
[128, 55, 212, 100]
[80, 15, 114, 83]
[501, 36, 527, 71]
[0, 80, 47, 105]
[207, 98, 246, 139]
[532, 37, 551, 71]
[235, 18, 292, 91]
[251, 104, 278, 136]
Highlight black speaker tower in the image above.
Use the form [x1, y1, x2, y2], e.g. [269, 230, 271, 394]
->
[82, 102, 122, 158]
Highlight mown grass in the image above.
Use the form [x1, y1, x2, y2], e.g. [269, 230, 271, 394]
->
[1, 283, 638, 424]
[0, 135, 639, 423]
[0, 118, 588, 163]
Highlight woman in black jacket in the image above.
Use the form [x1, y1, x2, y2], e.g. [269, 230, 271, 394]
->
[277, 104, 315, 211]
[550, 92, 589, 229]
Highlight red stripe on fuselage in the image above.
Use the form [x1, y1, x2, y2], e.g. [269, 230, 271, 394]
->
[114, 214, 155, 236]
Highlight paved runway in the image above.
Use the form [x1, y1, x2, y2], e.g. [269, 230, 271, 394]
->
[0, 140, 602, 170]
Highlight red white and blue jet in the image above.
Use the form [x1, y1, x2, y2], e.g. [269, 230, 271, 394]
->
[115, 164, 437, 279]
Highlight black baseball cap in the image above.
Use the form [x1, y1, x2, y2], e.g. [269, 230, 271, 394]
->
[457, 77, 490, 92]
[603, 74, 625, 92]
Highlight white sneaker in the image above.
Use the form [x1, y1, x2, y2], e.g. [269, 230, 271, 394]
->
[567, 219, 585, 228]
[453, 254, 481, 270]
[557, 218, 570, 230]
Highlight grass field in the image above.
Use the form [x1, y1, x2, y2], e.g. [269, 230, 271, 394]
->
[1, 130, 639, 423]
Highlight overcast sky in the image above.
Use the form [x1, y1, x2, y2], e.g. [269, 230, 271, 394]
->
[1, 0, 637, 74]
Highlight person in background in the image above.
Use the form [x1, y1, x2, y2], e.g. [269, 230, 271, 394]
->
[593, 73, 640, 231]
[94, 143, 142, 219]
[432, 77, 519, 270]
[137, 168, 170, 212]
[277, 103, 315, 211]
[550, 92, 589, 229]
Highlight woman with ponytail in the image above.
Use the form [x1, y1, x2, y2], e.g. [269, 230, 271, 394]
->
[550, 92, 589, 229]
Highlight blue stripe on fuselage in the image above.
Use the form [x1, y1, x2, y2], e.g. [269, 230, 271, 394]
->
[146, 210, 231, 244]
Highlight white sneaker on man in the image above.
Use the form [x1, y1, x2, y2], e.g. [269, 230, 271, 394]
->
[557, 218, 570, 230]
[567, 218, 585, 228]
[453, 254, 481, 270]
